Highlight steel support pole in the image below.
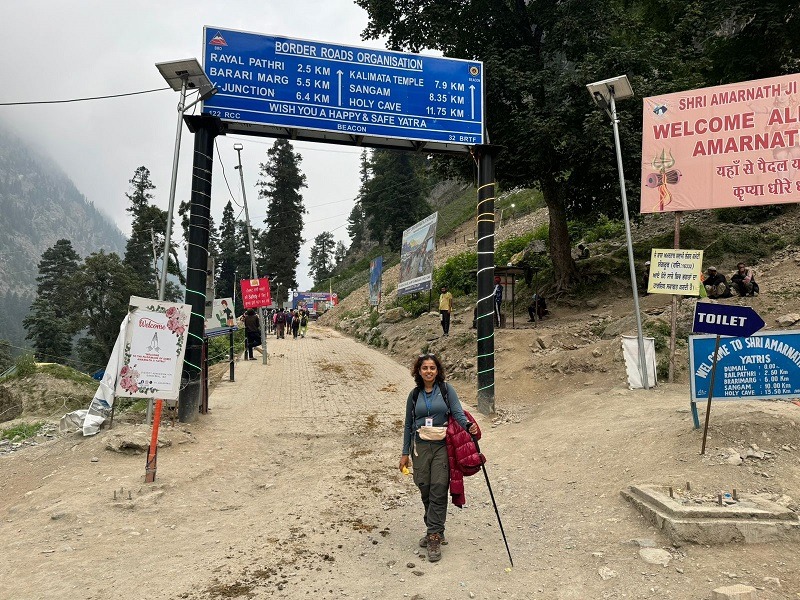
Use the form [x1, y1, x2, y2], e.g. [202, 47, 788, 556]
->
[609, 94, 649, 390]
[178, 115, 223, 423]
[475, 145, 500, 414]
[159, 77, 187, 301]
[234, 146, 268, 366]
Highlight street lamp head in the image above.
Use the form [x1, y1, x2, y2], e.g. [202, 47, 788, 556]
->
[586, 75, 633, 106]
[511, 203, 515, 208]
[233, 143, 243, 151]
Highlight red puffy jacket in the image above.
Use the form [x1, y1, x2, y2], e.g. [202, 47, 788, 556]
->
[445, 410, 485, 507]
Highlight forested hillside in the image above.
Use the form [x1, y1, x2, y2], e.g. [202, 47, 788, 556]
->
[0, 121, 126, 350]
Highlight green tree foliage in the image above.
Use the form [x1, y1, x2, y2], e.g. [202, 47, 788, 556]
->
[347, 150, 370, 250]
[361, 150, 431, 251]
[122, 166, 185, 298]
[216, 201, 252, 315]
[23, 239, 81, 363]
[347, 202, 366, 250]
[354, 0, 715, 289]
[257, 140, 307, 301]
[70, 251, 141, 370]
[308, 231, 335, 285]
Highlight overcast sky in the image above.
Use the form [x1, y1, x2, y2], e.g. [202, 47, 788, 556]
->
[2, 0, 390, 291]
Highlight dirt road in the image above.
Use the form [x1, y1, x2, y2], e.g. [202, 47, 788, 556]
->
[1, 327, 798, 599]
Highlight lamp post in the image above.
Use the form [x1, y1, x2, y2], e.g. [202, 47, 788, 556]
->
[587, 75, 649, 389]
[154, 59, 216, 301]
[233, 143, 268, 365]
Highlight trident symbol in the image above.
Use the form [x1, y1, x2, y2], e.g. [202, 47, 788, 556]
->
[647, 149, 680, 211]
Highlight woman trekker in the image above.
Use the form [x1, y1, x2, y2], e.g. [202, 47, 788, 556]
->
[291, 309, 301, 339]
[299, 310, 309, 338]
[399, 354, 478, 562]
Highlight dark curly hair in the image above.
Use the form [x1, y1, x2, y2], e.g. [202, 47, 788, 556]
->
[411, 354, 446, 389]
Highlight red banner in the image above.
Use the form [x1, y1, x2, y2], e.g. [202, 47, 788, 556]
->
[240, 278, 272, 309]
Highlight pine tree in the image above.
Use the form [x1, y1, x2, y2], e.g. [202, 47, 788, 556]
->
[334, 241, 347, 267]
[257, 139, 307, 302]
[122, 166, 185, 298]
[22, 239, 81, 363]
[308, 232, 335, 285]
[361, 150, 431, 251]
[347, 150, 370, 250]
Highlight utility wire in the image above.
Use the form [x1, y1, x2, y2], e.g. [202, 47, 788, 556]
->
[214, 139, 243, 208]
[0, 87, 170, 106]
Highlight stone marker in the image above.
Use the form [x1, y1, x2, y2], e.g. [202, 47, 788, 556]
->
[710, 584, 757, 600]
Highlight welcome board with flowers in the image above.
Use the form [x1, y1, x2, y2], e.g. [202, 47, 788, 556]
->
[115, 296, 191, 400]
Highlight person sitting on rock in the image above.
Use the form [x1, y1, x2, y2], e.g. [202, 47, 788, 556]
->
[577, 244, 590, 260]
[730, 262, 758, 297]
[703, 266, 731, 298]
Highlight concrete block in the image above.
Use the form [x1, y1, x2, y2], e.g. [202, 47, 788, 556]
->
[711, 584, 757, 600]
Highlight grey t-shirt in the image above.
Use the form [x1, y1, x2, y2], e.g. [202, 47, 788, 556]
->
[402, 382, 470, 455]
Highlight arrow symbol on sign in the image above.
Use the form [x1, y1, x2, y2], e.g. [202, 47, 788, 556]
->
[470, 85, 475, 119]
[693, 303, 765, 337]
[337, 70, 343, 106]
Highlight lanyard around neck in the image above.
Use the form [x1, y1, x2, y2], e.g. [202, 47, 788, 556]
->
[422, 388, 435, 415]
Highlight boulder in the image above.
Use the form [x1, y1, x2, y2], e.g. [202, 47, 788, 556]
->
[776, 313, 800, 327]
[383, 307, 408, 323]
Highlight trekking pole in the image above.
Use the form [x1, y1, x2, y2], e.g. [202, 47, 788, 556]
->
[468, 427, 513, 567]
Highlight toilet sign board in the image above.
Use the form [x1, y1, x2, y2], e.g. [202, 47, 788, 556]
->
[692, 303, 765, 337]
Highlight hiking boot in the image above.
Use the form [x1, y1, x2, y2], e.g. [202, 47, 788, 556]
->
[426, 533, 442, 562]
[419, 533, 447, 547]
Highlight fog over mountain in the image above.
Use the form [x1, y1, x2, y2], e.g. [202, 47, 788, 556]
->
[0, 119, 127, 349]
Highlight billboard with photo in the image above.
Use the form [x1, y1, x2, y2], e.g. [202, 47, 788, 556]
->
[641, 73, 800, 213]
[397, 212, 438, 296]
[369, 256, 383, 306]
[204, 297, 238, 338]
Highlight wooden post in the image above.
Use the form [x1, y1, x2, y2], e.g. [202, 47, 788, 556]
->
[668, 212, 681, 383]
[700, 335, 721, 455]
[144, 398, 163, 483]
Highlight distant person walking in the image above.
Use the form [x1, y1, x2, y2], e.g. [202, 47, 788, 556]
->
[291, 310, 301, 339]
[275, 309, 286, 339]
[438, 285, 453, 336]
[299, 310, 309, 337]
[399, 354, 478, 563]
[493, 276, 503, 327]
[243, 309, 260, 360]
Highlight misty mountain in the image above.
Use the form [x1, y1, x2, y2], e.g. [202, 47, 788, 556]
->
[0, 121, 126, 350]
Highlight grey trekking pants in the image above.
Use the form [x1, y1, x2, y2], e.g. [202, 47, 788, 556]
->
[412, 439, 449, 536]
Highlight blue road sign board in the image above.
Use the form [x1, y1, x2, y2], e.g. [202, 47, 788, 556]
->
[202, 27, 483, 151]
[689, 330, 800, 401]
[692, 302, 765, 337]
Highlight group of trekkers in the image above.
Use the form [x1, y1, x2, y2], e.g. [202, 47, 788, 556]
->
[239, 307, 311, 360]
[272, 308, 310, 340]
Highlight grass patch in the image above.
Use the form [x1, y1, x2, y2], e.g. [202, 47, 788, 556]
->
[37, 363, 94, 385]
[497, 187, 546, 220]
[1, 422, 44, 441]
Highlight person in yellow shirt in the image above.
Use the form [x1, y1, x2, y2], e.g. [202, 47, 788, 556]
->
[438, 285, 453, 336]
